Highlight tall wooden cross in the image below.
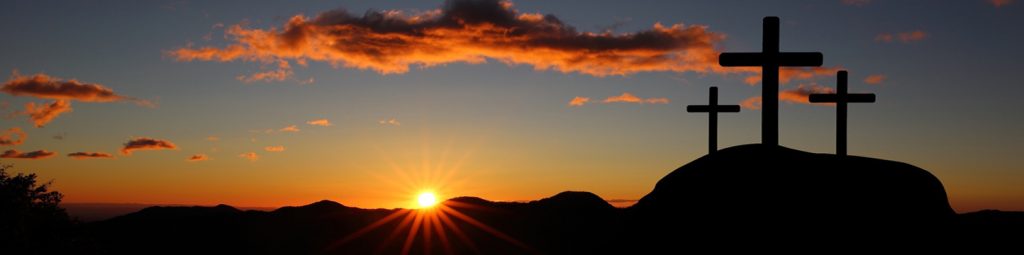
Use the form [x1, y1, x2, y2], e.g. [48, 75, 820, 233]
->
[809, 70, 876, 156]
[719, 16, 823, 146]
[687, 87, 740, 154]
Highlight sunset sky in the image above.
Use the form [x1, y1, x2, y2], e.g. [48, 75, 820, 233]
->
[1, 0, 1021, 212]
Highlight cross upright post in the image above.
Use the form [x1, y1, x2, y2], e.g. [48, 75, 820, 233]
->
[687, 86, 740, 154]
[809, 70, 876, 156]
[719, 17, 823, 147]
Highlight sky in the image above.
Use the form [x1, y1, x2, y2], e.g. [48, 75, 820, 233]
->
[0, 0, 1021, 212]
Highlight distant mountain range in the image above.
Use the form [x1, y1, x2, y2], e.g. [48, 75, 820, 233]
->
[74, 145, 1023, 253]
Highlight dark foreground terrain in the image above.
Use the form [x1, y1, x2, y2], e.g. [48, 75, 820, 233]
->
[16, 145, 1024, 254]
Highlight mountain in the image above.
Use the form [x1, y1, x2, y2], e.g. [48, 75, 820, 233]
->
[71, 144, 1022, 253]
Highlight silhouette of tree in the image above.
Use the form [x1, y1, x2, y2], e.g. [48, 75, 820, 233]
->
[0, 163, 73, 254]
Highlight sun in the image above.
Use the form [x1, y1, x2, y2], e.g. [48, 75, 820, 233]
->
[416, 192, 438, 208]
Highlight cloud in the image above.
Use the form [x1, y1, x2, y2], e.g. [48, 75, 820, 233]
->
[742, 67, 841, 86]
[237, 60, 293, 83]
[1, 72, 150, 106]
[67, 152, 114, 159]
[171, 0, 747, 80]
[239, 152, 259, 161]
[22, 100, 72, 127]
[0, 127, 26, 146]
[279, 125, 300, 132]
[875, 30, 927, 43]
[841, 0, 871, 6]
[206, 136, 220, 141]
[602, 92, 670, 104]
[379, 118, 401, 126]
[568, 96, 590, 107]
[187, 154, 210, 162]
[864, 74, 886, 85]
[740, 84, 835, 110]
[307, 119, 333, 126]
[990, 0, 1013, 7]
[121, 137, 178, 155]
[1, 149, 56, 159]
[264, 146, 285, 152]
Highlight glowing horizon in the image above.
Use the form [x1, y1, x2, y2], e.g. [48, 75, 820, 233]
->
[1, 0, 1023, 213]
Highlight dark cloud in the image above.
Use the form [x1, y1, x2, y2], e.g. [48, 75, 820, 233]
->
[187, 154, 210, 162]
[121, 137, 178, 155]
[1, 72, 150, 105]
[172, 0, 743, 80]
[1, 149, 56, 159]
[68, 152, 114, 159]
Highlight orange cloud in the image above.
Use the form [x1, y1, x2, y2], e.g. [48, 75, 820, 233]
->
[864, 74, 886, 85]
[740, 84, 835, 110]
[237, 60, 293, 83]
[602, 92, 670, 104]
[239, 152, 259, 161]
[742, 67, 841, 86]
[206, 136, 220, 141]
[568, 96, 590, 107]
[1, 72, 150, 105]
[121, 137, 178, 155]
[379, 118, 401, 126]
[307, 119, 333, 126]
[0, 127, 26, 146]
[171, 0, 746, 80]
[264, 146, 285, 152]
[990, 0, 1013, 7]
[876, 30, 927, 43]
[22, 100, 72, 127]
[1, 149, 55, 159]
[67, 152, 114, 159]
[279, 125, 300, 132]
[187, 154, 210, 162]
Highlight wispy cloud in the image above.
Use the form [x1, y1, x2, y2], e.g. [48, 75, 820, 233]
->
[875, 30, 927, 43]
[1, 71, 151, 106]
[239, 152, 259, 161]
[279, 125, 300, 132]
[171, 0, 747, 80]
[1, 149, 55, 159]
[568, 96, 590, 107]
[0, 127, 26, 146]
[22, 100, 72, 127]
[67, 152, 114, 159]
[743, 67, 841, 86]
[864, 74, 886, 85]
[740, 84, 836, 110]
[306, 119, 333, 127]
[206, 136, 220, 141]
[264, 146, 285, 152]
[121, 137, 178, 155]
[187, 154, 209, 162]
[2, 72, 153, 127]
[379, 118, 401, 126]
[602, 92, 670, 104]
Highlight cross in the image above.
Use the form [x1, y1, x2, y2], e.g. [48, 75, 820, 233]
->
[719, 16, 823, 147]
[808, 70, 876, 156]
[687, 86, 740, 154]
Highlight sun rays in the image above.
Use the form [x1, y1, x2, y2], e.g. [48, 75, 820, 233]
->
[325, 137, 529, 254]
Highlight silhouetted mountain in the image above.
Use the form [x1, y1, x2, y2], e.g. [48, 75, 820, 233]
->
[70, 145, 1022, 253]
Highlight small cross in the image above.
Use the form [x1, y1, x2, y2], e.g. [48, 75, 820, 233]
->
[719, 16, 823, 147]
[687, 86, 740, 154]
[809, 70, 876, 156]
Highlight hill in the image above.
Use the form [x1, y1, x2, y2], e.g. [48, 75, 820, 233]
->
[74, 144, 1022, 253]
